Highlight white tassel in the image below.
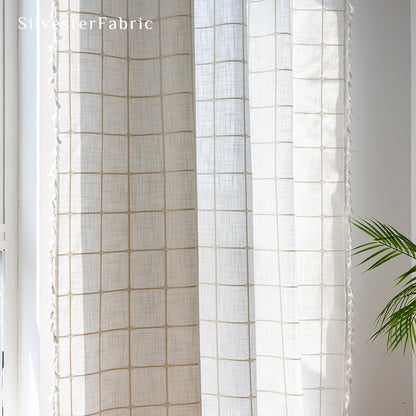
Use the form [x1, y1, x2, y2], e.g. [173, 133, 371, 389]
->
[49, 1, 61, 415]
[344, 2, 355, 415]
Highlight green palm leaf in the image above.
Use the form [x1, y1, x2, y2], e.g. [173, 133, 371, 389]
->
[352, 218, 416, 354]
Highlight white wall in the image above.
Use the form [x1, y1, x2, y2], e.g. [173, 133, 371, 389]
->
[350, 0, 413, 415]
[412, 0, 416, 412]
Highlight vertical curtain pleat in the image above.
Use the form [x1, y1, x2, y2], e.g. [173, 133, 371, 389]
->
[55, 0, 201, 414]
[248, 0, 303, 414]
[194, 0, 256, 415]
[292, 2, 348, 415]
[54, 0, 349, 415]
[247, 1, 348, 415]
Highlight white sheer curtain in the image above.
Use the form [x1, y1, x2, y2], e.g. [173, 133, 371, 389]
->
[53, 0, 351, 415]
[196, 1, 349, 415]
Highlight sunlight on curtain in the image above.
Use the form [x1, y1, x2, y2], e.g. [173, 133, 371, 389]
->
[53, 0, 350, 415]
[195, 0, 349, 415]
[248, 1, 348, 415]
[54, 0, 200, 414]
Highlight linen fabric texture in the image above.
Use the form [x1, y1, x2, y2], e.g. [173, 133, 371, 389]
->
[54, 0, 350, 415]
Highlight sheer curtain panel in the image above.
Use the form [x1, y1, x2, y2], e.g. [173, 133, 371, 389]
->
[52, 0, 352, 415]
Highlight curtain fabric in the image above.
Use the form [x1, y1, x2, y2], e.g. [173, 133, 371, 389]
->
[53, 0, 351, 415]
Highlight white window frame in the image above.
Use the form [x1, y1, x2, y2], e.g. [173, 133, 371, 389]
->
[2, 0, 19, 414]
[12, 0, 55, 413]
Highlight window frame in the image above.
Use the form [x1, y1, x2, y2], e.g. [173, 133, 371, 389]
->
[2, 0, 19, 414]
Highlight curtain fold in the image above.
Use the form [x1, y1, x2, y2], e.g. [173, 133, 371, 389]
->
[248, 1, 348, 415]
[53, 0, 350, 415]
[194, 1, 255, 415]
[55, 1, 201, 414]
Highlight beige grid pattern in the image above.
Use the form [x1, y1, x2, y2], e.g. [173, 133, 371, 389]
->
[248, 0, 347, 415]
[55, 0, 201, 415]
[194, 0, 256, 415]
[54, 0, 349, 415]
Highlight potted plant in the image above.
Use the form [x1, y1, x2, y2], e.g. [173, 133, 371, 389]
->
[353, 218, 416, 353]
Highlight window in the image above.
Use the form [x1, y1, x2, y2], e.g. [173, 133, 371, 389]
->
[1, 0, 19, 414]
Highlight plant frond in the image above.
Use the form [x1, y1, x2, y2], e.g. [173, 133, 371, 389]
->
[394, 264, 416, 286]
[352, 218, 416, 260]
[357, 247, 389, 267]
[352, 218, 416, 354]
[371, 298, 416, 354]
[366, 252, 401, 272]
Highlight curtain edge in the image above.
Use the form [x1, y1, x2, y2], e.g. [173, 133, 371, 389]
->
[344, 2, 355, 415]
[50, 0, 60, 414]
